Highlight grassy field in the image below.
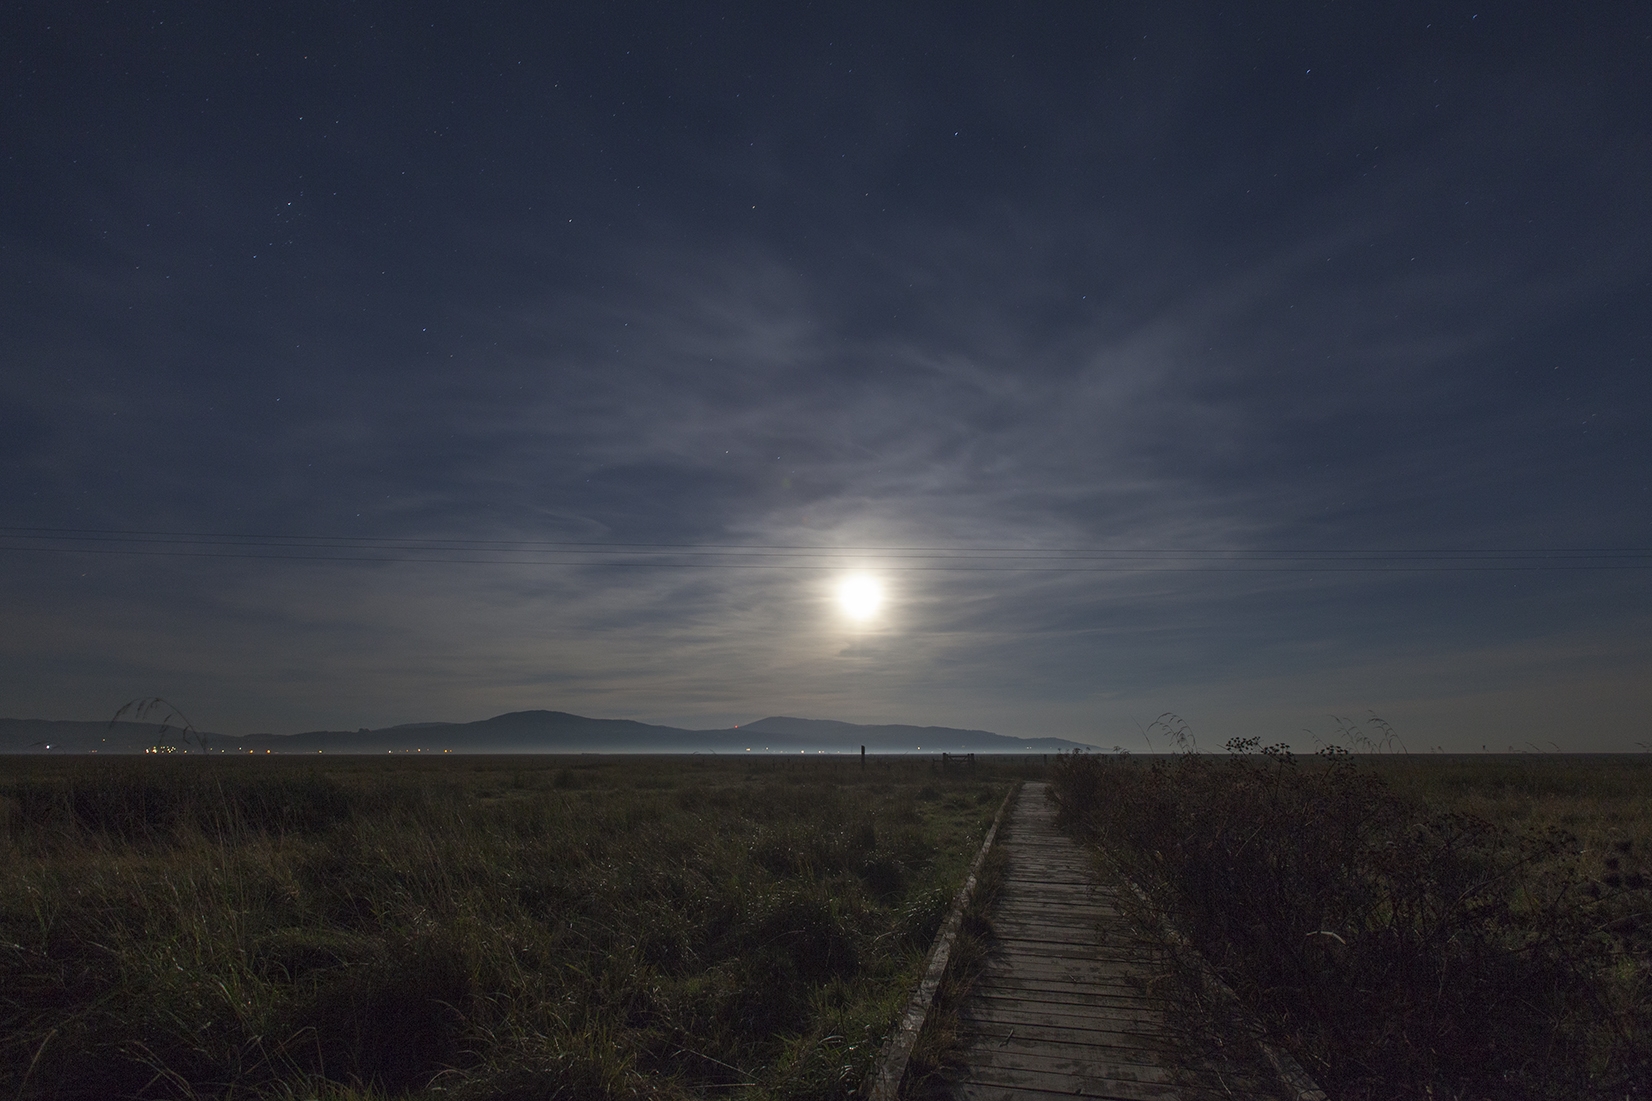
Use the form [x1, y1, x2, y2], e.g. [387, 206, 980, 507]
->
[1051, 749, 1652, 1101]
[1366, 754, 1652, 884]
[0, 754, 1039, 1101]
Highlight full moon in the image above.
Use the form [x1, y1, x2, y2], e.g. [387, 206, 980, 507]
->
[836, 574, 884, 621]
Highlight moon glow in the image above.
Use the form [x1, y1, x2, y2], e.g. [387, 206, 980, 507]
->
[836, 574, 884, 621]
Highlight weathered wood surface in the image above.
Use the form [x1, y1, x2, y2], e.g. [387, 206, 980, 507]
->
[946, 782, 1275, 1100]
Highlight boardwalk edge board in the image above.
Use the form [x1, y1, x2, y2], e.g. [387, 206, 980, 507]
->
[1101, 851, 1330, 1101]
[863, 781, 1022, 1101]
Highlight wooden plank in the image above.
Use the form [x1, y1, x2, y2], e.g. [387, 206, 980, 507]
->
[992, 933, 1151, 952]
[975, 979, 1158, 1004]
[987, 932, 1120, 946]
[991, 872, 1096, 886]
[975, 973, 1153, 993]
[960, 1031, 1179, 1071]
[956, 1077, 1242, 1101]
[994, 932, 1158, 953]
[982, 954, 1156, 979]
[981, 952, 1155, 973]
[971, 980, 1163, 1006]
[956, 1085, 1175, 1101]
[988, 938, 1155, 958]
[976, 970, 1155, 995]
[984, 951, 1162, 970]
[955, 1064, 1200, 1101]
[962, 998, 1163, 1029]
[959, 1017, 1163, 1047]
[986, 947, 1158, 968]
[994, 900, 1117, 915]
[992, 902, 1118, 918]
[971, 978, 1156, 1005]
[958, 1017, 1162, 1044]
[961, 1001, 1163, 1034]
[982, 947, 1156, 970]
[957, 1029, 1174, 1067]
[976, 973, 1146, 989]
[974, 971, 1157, 994]
[963, 1046, 1187, 1085]
[997, 894, 1112, 906]
[1002, 848, 1089, 856]
[992, 893, 1103, 906]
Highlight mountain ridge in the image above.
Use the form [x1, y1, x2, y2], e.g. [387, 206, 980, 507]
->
[0, 710, 1095, 754]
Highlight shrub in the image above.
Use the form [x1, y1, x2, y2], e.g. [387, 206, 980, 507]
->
[1051, 746, 1651, 1101]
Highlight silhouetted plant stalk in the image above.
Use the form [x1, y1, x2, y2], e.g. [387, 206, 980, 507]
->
[110, 696, 207, 754]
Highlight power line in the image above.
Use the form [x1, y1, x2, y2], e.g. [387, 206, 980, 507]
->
[1, 527, 1649, 571]
[0, 524, 1647, 557]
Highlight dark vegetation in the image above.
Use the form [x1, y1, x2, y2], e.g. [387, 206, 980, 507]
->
[1051, 744, 1652, 1101]
[899, 839, 1010, 1101]
[0, 754, 1039, 1100]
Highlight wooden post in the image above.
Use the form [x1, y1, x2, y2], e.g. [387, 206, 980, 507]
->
[861, 744, 866, 768]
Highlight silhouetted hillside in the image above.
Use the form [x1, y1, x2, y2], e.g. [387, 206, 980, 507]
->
[0, 710, 1096, 754]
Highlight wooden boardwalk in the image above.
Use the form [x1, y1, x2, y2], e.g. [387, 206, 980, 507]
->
[948, 782, 1274, 1100]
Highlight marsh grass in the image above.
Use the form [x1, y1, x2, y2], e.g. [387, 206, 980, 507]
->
[0, 755, 1038, 1100]
[1051, 748, 1652, 1100]
[897, 837, 1008, 1101]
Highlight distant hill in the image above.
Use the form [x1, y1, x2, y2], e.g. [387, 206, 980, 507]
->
[0, 718, 191, 754]
[737, 716, 1086, 752]
[0, 710, 1095, 755]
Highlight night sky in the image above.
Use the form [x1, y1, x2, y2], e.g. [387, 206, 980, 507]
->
[4, 4, 1649, 750]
